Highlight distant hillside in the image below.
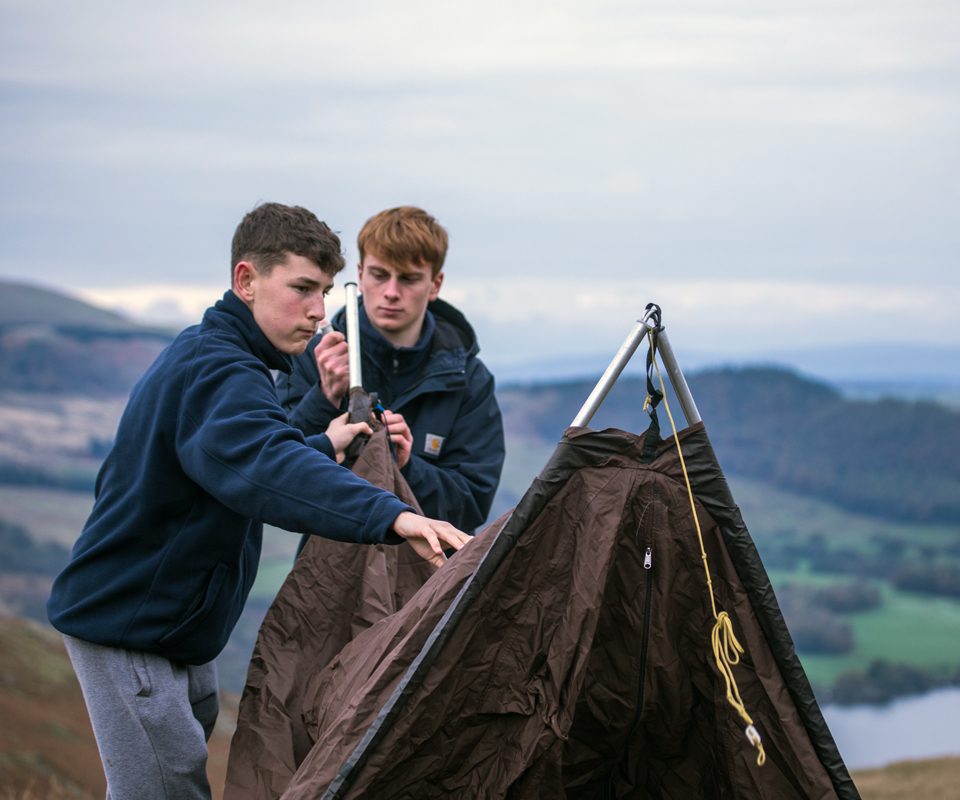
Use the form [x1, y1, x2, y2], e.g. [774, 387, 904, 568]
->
[498, 367, 960, 523]
[1, 279, 958, 522]
[489, 341, 960, 397]
[0, 279, 174, 335]
[0, 279, 173, 395]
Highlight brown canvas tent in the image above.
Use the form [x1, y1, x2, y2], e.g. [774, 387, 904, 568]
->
[225, 428, 435, 797]
[226, 312, 859, 799]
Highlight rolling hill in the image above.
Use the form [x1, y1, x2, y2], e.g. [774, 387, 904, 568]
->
[0, 279, 180, 337]
[0, 279, 174, 395]
[494, 367, 960, 524]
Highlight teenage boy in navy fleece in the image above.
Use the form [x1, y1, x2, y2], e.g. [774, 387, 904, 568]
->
[279, 205, 504, 535]
[47, 202, 469, 800]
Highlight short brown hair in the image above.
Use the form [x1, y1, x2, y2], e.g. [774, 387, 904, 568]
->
[357, 206, 448, 277]
[231, 202, 345, 279]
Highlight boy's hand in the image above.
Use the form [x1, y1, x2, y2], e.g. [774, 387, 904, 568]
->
[313, 330, 349, 407]
[326, 413, 372, 463]
[382, 410, 413, 469]
[392, 511, 470, 569]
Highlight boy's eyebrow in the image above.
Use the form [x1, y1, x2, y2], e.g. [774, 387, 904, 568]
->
[370, 263, 426, 278]
[292, 275, 329, 289]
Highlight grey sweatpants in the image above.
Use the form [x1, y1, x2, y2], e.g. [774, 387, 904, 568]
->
[63, 635, 219, 800]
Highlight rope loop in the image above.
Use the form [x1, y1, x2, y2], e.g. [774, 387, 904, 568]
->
[712, 611, 744, 667]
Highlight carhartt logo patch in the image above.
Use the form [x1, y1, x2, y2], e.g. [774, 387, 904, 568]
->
[423, 433, 445, 457]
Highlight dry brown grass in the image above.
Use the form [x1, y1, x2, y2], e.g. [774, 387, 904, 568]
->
[0, 616, 235, 800]
[853, 755, 960, 799]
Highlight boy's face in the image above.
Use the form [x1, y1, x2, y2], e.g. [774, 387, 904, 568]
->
[358, 253, 443, 347]
[233, 253, 333, 354]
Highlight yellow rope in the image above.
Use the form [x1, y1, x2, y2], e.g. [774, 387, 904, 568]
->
[647, 337, 767, 767]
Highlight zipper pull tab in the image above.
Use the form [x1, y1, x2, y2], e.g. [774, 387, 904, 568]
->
[643, 547, 653, 570]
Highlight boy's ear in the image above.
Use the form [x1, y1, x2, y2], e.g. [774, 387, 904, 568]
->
[429, 271, 444, 301]
[233, 261, 257, 302]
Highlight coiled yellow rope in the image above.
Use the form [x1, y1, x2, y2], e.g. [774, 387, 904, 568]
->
[645, 337, 767, 767]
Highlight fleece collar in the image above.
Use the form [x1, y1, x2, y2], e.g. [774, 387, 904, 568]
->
[203, 290, 294, 373]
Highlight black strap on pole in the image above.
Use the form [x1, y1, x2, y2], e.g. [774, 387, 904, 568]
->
[640, 303, 663, 464]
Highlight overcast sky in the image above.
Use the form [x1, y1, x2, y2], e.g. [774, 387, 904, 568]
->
[2, 0, 958, 375]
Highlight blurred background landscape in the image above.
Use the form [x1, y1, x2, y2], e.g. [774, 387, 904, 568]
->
[1, 279, 958, 797]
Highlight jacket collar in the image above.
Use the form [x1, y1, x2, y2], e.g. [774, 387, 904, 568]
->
[203, 290, 294, 373]
[357, 303, 436, 376]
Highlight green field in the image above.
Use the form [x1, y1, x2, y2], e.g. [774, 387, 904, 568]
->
[727, 474, 960, 690]
[766, 571, 960, 686]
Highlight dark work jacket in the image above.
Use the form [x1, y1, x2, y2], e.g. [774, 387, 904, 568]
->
[47, 291, 411, 665]
[278, 298, 504, 532]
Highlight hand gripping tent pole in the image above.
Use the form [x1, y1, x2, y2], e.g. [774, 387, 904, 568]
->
[571, 306, 701, 428]
[342, 282, 375, 464]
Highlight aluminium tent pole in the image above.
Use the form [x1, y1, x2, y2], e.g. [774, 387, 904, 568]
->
[571, 310, 657, 428]
[342, 282, 375, 465]
[344, 282, 362, 391]
[657, 329, 701, 425]
[571, 306, 701, 428]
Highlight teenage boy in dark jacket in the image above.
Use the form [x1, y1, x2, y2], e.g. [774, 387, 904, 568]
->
[279, 206, 504, 533]
[47, 202, 469, 800]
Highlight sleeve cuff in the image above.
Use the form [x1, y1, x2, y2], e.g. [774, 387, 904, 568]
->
[304, 433, 335, 459]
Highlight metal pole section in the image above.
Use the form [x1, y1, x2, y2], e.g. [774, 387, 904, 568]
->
[657, 329, 701, 425]
[570, 309, 657, 427]
[344, 282, 362, 390]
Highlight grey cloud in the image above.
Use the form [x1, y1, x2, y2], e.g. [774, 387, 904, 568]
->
[0, 0, 957, 359]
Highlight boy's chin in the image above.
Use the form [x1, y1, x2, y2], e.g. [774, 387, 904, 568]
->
[273, 338, 310, 356]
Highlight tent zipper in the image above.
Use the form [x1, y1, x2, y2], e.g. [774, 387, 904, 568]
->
[604, 544, 655, 799]
[637, 545, 653, 711]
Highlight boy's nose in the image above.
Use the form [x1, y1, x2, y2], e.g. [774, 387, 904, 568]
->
[307, 297, 326, 320]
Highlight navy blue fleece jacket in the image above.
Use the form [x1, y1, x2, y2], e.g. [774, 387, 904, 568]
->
[277, 298, 504, 532]
[47, 291, 411, 664]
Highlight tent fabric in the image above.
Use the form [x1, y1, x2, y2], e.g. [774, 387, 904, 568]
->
[228, 423, 859, 799]
[225, 428, 435, 799]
